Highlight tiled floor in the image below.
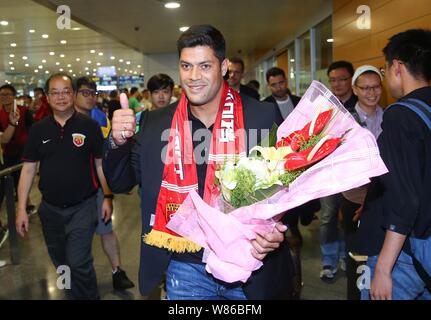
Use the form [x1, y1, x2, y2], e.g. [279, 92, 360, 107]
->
[0, 183, 346, 300]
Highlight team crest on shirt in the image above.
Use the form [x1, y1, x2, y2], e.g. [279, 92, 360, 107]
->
[72, 133, 86, 147]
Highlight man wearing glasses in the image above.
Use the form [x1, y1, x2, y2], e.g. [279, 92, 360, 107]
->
[327, 60, 358, 113]
[16, 74, 110, 299]
[74, 77, 134, 291]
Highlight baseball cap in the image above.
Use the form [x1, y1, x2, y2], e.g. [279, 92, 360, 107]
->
[352, 65, 383, 85]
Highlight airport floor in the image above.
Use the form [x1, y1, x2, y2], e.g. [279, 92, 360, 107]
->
[0, 182, 347, 300]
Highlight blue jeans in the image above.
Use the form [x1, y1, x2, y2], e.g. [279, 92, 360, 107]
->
[319, 195, 345, 268]
[361, 252, 431, 300]
[166, 260, 247, 300]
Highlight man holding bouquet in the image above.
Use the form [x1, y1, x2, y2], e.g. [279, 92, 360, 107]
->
[104, 25, 294, 300]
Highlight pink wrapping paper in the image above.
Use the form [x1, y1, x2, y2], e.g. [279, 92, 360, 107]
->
[167, 81, 388, 283]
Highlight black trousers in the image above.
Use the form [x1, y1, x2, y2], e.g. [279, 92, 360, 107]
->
[39, 196, 99, 299]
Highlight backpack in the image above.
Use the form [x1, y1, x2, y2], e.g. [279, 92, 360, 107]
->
[386, 97, 431, 289]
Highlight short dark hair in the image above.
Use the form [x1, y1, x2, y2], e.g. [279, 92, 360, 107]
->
[383, 29, 431, 81]
[74, 76, 97, 91]
[229, 57, 245, 73]
[177, 24, 226, 63]
[34, 87, 45, 95]
[327, 60, 354, 77]
[147, 74, 174, 93]
[247, 80, 260, 90]
[130, 87, 139, 95]
[0, 84, 17, 96]
[266, 67, 286, 82]
[109, 90, 118, 99]
[45, 73, 74, 93]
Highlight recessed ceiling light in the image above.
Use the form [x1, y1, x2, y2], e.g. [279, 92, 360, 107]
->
[118, 67, 121, 70]
[126, 61, 131, 65]
[179, 26, 189, 32]
[87, 60, 92, 64]
[119, 59, 124, 63]
[290, 59, 295, 62]
[55, 62, 60, 65]
[86, 72, 90, 75]
[137, 65, 141, 68]
[125, 69, 128, 72]
[59, 68, 64, 72]
[110, 56, 115, 60]
[49, 51, 55, 56]
[10, 67, 15, 70]
[93, 68, 97, 72]
[69, 69, 73, 73]
[326, 38, 334, 43]
[98, 52, 103, 56]
[76, 58, 80, 61]
[45, 70, 49, 74]
[42, 60, 46, 63]
[24, 64, 29, 67]
[85, 67, 89, 70]
[60, 54, 65, 58]
[38, 65, 43, 69]
[60, 40, 67, 44]
[9, 54, 15, 58]
[0, 21, 9, 26]
[8, 61, 13, 65]
[42, 34, 49, 39]
[73, 74, 76, 77]
[29, 29, 35, 33]
[72, 27, 81, 31]
[34, 69, 38, 73]
[96, 62, 101, 66]
[165, 2, 181, 9]
[67, 64, 71, 67]
[10, 43, 16, 47]
[22, 56, 28, 60]
[90, 49, 96, 54]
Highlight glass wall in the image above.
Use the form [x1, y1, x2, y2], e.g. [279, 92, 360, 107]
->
[287, 43, 296, 95]
[298, 31, 311, 95]
[314, 17, 333, 89]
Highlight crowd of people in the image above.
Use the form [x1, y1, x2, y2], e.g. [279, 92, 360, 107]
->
[0, 24, 430, 300]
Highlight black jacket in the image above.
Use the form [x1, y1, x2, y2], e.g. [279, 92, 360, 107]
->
[103, 94, 294, 299]
[240, 84, 260, 100]
[264, 94, 301, 120]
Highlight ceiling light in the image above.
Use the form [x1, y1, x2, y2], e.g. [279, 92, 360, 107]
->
[69, 69, 73, 73]
[137, 65, 141, 68]
[59, 68, 63, 72]
[22, 56, 28, 60]
[86, 72, 90, 75]
[49, 51, 55, 55]
[98, 52, 103, 56]
[10, 43, 16, 47]
[0, 21, 9, 26]
[34, 69, 39, 73]
[326, 38, 334, 43]
[42, 34, 49, 39]
[8, 61, 13, 65]
[38, 65, 43, 69]
[165, 2, 181, 9]
[90, 49, 95, 54]
[76, 58, 80, 61]
[55, 62, 60, 65]
[72, 27, 81, 31]
[9, 54, 15, 58]
[29, 29, 35, 33]
[110, 56, 115, 60]
[96, 62, 101, 66]
[126, 61, 131, 65]
[125, 69, 128, 72]
[45, 70, 49, 74]
[25, 64, 29, 67]
[73, 74, 76, 77]
[118, 67, 121, 70]
[87, 60, 92, 64]
[93, 68, 97, 72]
[119, 59, 124, 62]
[10, 67, 15, 70]
[179, 26, 189, 32]
[290, 59, 295, 62]
[60, 40, 67, 44]
[85, 67, 89, 70]
[42, 59, 46, 63]
[60, 54, 65, 58]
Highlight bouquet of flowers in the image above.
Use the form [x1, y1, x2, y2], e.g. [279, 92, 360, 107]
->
[167, 81, 388, 283]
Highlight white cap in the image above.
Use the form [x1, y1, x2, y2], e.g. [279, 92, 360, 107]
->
[352, 65, 383, 85]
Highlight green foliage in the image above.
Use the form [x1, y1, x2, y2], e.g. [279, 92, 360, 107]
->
[279, 169, 304, 187]
[230, 167, 256, 208]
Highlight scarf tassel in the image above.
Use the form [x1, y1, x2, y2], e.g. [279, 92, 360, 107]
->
[143, 229, 202, 253]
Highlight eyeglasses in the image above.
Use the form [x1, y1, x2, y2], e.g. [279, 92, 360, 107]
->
[328, 77, 351, 84]
[48, 90, 73, 98]
[78, 89, 97, 97]
[355, 84, 382, 93]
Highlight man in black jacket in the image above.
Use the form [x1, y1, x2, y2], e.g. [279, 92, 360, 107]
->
[103, 25, 294, 300]
[264, 67, 301, 120]
[227, 57, 260, 100]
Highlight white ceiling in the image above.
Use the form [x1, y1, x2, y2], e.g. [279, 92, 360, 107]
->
[0, 0, 331, 88]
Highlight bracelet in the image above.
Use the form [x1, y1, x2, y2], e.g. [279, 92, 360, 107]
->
[9, 121, 18, 127]
[104, 194, 114, 199]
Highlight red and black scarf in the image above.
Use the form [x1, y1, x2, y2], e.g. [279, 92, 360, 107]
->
[144, 82, 245, 252]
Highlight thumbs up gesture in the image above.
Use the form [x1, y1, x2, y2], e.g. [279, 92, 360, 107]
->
[112, 93, 136, 146]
